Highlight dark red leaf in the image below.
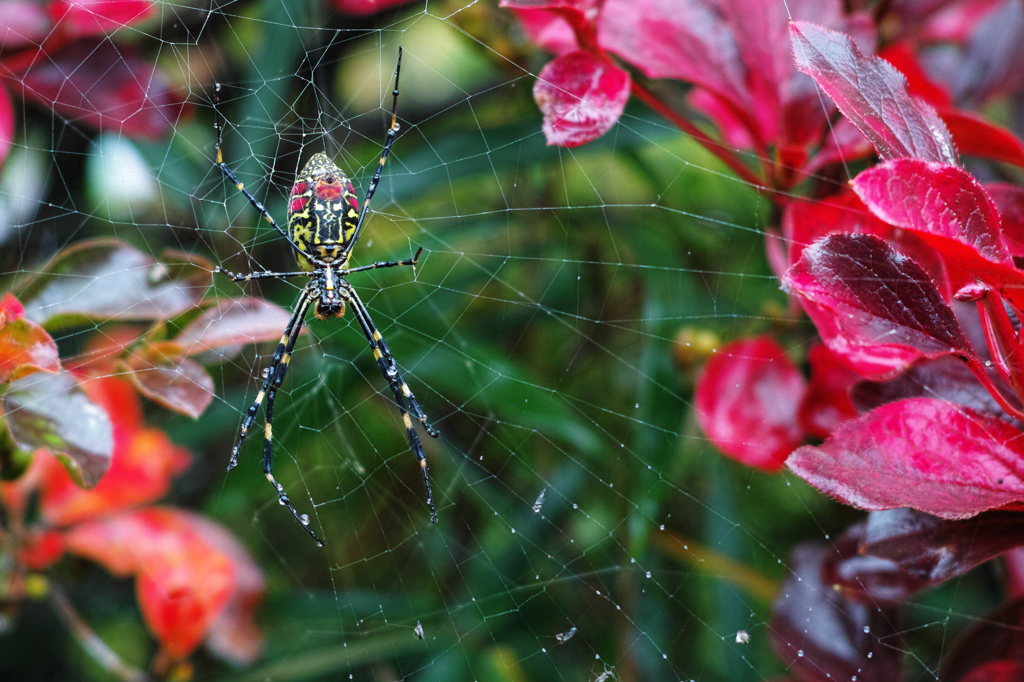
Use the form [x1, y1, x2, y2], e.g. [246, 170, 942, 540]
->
[940, 598, 1024, 681]
[123, 344, 214, 419]
[859, 508, 1024, 587]
[851, 355, 1012, 421]
[0, 292, 60, 383]
[0, 1, 52, 50]
[533, 50, 630, 147]
[787, 398, 1024, 520]
[791, 22, 959, 165]
[694, 336, 805, 472]
[783, 233, 971, 379]
[771, 543, 903, 682]
[781, 191, 892, 266]
[12, 41, 186, 139]
[19, 240, 210, 326]
[825, 522, 929, 603]
[939, 108, 1024, 169]
[49, 0, 156, 38]
[797, 344, 858, 438]
[986, 183, 1024, 259]
[1, 371, 112, 488]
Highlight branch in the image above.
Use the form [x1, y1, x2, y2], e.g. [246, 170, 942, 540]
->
[48, 583, 154, 682]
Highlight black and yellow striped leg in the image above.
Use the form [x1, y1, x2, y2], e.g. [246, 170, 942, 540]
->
[341, 247, 422, 277]
[341, 47, 404, 261]
[261, 300, 324, 546]
[344, 286, 439, 523]
[227, 289, 310, 472]
[213, 83, 313, 264]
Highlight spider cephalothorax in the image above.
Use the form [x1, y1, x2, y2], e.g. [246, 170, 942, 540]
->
[287, 152, 361, 266]
[211, 48, 439, 546]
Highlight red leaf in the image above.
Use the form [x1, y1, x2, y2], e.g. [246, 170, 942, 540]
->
[19, 240, 210, 326]
[694, 336, 805, 472]
[533, 50, 630, 147]
[783, 233, 971, 379]
[877, 43, 952, 107]
[939, 108, 1024, 168]
[771, 543, 903, 682]
[0, 293, 60, 383]
[2, 372, 113, 488]
[64, 508, 259, 661]
[987, 182, 1024, 258]
[852, 159, 1009, 265]
[941, 598, 1024, 681]
[504, 7, 579, 54]
[0, 1, 52, 50]
[124, 344, 214, 419]
[37, 376, 189, 526]
[12, 41, 186, 139]
[49, 0, 156, 38]
[791, 22, 959, 165]
[787, 398, 1024, 520]
[798, 344, 859, 438]
[959, 661, 1024, 682]
[177, 297, 295, 359]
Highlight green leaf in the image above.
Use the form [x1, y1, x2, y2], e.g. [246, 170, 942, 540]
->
[1, 371, 113, 487]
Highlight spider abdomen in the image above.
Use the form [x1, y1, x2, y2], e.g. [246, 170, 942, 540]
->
[287, 152, 360, 265]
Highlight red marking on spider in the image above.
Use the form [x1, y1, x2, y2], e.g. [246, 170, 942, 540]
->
[290, 181, 308, 196]
[289, 196, 307, 214]
[316, 182, 343, 201]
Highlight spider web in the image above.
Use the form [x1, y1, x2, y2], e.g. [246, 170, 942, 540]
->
[0, 1, 1002, 680]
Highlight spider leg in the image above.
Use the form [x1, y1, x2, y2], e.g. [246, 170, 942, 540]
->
[342, 283, 440, 524]
[261, 299, 324, 546]
[340, 47, 404, 262]
[341, 247, 422, 276]
[213, 83, 313, 264]
[227, 289, 310, 472]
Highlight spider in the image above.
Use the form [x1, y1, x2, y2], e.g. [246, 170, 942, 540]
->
[211, 48, 438, 546]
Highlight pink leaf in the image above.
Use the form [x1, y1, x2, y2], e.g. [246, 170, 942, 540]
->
[788, 398, 1024, 520]
[533, 50, 630, 147]
[0, 1, 51, 51]
[791, 22, 958, 165]
[599, 0, 751, 133]
[125, 350, 214, 420]
[939, 108, 1024, 169]
[49, 0, 156, 38]
[13, 40, 186, 138]
[783, 233, 972, 376]
[0, 84, 13, 168]
[504, 7, 578, 54]
[694, 336, 805, 472]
